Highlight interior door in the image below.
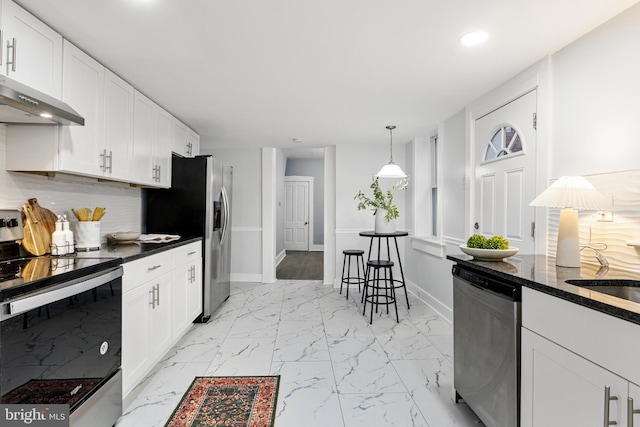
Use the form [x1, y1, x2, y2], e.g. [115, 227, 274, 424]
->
[474, 90, 537, 253]
[284, 180, 309, 251]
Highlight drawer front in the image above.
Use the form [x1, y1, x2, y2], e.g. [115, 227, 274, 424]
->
[522, 287, 640, 385]
[172, 241, 202, 269]
[123, 250, 173, 293]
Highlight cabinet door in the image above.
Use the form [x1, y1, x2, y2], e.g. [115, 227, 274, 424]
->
[630, 383, 640, 427]
[103, 69, 134, 181]
[122, 283, 151, 396]
[0, 0, 62, 98]
[153, 106, 172, 187]
[59, 40, 104, 177]
[132, 90, 155, 186]
[188, 128, 200, 157]
[188, 259, 203, 321]
[521, 328, 627, 427]
[171, 263, 191, 339]
[148, 273, 173, 360]
[172, 118, 190, 157]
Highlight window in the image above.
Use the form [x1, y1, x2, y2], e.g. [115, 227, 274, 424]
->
[430, 135, 438, 237]
[484, 125, 523, 162]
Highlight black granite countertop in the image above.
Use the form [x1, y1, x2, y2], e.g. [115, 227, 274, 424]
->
[447, 254, 640, 326]
[73, 236, 202, 263]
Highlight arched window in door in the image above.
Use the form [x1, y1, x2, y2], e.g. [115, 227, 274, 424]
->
[484, 125, 523, 162]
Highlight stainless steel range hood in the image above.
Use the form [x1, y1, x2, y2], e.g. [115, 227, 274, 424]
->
[0, 75, 84, 125]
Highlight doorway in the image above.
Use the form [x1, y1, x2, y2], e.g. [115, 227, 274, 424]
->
[473, 89, 537, 254]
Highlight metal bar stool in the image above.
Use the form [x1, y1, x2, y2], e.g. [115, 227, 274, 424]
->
[340, 249, 365, 299]
[362, 260, 399, 324]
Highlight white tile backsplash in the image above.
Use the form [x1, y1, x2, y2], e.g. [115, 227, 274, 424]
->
[0, 125, 141, 243]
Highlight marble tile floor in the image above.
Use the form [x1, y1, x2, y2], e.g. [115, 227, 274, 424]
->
[116, 280, 485, 427]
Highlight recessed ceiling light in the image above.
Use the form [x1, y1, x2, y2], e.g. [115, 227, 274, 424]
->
[459, 31, 489, 47]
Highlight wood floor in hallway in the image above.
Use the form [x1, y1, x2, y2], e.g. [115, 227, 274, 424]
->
[276, 251, 323, 280]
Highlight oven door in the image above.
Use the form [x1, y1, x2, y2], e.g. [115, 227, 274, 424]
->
[0, 267, 122, 422]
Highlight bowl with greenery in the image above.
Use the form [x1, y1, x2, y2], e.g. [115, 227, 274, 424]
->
[459, 234, 519, 261]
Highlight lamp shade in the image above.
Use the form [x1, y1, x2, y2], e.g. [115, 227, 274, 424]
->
[529, 176, 608, 210]
[376, 163, 407, 179]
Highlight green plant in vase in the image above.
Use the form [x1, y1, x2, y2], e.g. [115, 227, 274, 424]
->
[354, 176, 410, 222]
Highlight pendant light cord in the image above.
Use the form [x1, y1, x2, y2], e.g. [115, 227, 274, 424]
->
[386, 125, 396, 164]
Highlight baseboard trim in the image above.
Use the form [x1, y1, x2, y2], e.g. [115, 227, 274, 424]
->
[405, 279, 452, 323]
[275, 249, 286, 266]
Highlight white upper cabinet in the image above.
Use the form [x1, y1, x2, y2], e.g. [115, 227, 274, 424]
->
[0, 0, 62, 98]
[59, 40, 104, 177]
[188, 128, 200, 157]
[133, 91, 172, 187]
[103, 69, 134, 181]
[172, 118, 200, 158]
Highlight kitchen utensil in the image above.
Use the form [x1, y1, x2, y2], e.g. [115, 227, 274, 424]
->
[75, 221, 101, 250]
[92, 207, 106, 221]
[108, 231, 140, 242]
[74, 207, 91, 221]
[28, 198, 58, 236]
[21, 203, 50, 255]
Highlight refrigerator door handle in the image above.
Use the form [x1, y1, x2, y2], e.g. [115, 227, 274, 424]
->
[220, 186, 230, 246]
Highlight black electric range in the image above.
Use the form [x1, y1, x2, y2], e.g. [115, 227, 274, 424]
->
[0, 252, 122, 302]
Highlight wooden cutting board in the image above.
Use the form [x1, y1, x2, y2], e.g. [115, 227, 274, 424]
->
[28, 198, 58, 237]
[21, 203, 50, 256]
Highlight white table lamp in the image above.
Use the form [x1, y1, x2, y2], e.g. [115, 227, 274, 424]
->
[530, 176, 608, 267]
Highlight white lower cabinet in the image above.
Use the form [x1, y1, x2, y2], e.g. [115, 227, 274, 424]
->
[521, 287, 640, 427]
[521, 328, 628, 427]
[171, 242, 203, 339]
[122, 242, 203, 399]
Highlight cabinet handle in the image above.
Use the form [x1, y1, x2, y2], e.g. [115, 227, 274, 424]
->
[604, 386, 619, 426]
[186, 142, 192, 156]
[187, 251, 196, 256]
[629, 397, 640, 427]
[147, 264, 161, 271]
[107, 150, 113, 173]
[7, 37, 16, 72]
[148, 287, 155, 309]
[155, 284, 160, 306]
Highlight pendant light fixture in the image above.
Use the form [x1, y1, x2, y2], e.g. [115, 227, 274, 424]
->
[376, 125, 407, 178]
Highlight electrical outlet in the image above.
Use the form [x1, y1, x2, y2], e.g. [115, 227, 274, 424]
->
[596, 211, 614, 222]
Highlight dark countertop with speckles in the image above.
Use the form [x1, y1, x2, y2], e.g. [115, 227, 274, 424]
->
[447, 254, 640, 325]
[73, 236, 202, 263]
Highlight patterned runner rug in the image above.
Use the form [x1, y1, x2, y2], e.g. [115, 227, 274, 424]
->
[165, 376, 280, 427]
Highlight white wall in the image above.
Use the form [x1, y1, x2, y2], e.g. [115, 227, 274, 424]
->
[203, 146, 263, 282]
[275, 149, 287, 256]
[551, 3, 640, 177]
[335, 143, 408, 284]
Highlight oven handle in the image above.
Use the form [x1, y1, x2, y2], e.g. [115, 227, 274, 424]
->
[5, 267, 123, 318]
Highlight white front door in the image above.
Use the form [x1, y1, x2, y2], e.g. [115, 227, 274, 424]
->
[474, 89, 537, 253]
[284, 180, 309, 251]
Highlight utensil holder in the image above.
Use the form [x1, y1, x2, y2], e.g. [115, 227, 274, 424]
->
[75, 221, 101, 251]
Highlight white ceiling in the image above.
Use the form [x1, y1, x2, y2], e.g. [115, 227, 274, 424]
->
[15, 0, 640, 151]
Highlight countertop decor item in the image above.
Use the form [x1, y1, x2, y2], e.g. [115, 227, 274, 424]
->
[459, 244, 519, 261]
[165, 376, 279, 427]
[530, 176, 608, 267]
[355, 176, 409, 233]
[108, 231, 141, 243]
[376, 125, 407, 178]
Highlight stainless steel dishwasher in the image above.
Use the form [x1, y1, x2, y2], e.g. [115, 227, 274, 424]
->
[452, 264, 521, 427]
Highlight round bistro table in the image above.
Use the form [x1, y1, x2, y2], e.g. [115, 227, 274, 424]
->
[359, 230, 410, 309]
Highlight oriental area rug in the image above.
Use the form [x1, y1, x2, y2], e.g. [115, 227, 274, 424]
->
[165, 376, 280, 427]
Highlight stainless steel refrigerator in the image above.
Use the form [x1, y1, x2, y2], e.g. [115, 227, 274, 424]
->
[143, 154, 232, 322]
